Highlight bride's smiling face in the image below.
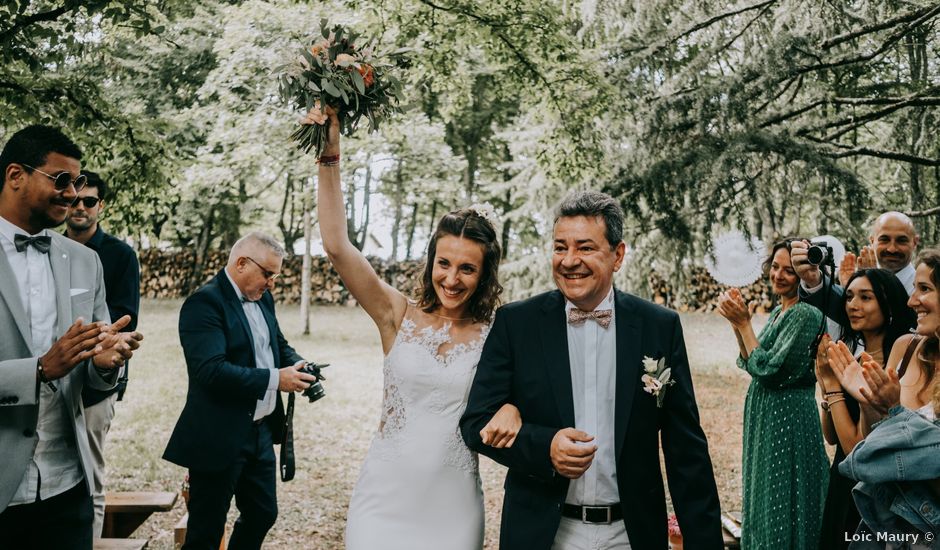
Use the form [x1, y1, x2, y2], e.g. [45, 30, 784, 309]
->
[431, 235, 485, 317]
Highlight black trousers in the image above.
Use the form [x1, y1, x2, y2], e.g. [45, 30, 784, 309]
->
[0, 481, 94, 550]
[184, 421, 278, 550]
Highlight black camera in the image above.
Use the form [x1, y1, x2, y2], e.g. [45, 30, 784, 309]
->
[298, 361, 329, 403]
[807, 241, 835, 268]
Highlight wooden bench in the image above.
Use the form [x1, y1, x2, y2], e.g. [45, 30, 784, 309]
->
[721, 511, 742, 549]
[102, 491, 178, 539]
[93, 539, 148, 550]
[174, 512, 226, 550]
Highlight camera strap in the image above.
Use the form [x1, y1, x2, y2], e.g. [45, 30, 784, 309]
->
[280, 392, 296, 482]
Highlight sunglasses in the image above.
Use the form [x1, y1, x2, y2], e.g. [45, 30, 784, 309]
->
[22, 164, 87, 192]
[245, 256, 281, 281]
[71, 196, 101, 208]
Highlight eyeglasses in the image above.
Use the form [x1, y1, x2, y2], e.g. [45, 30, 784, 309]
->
[245, 256, 281, 281]
[22, 164, 87, 192]
[70, 196, 101, 208]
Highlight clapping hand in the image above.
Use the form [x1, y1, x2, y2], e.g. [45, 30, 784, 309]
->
[859, 360, 901, 415]
[858, 246, 877, 270]
[839, 253, 857, 287]
[92, 315, 144, 369]
[717, 288, 751, 329]
[827, 340, 872, 403]
[480, 403, 521, 448]
[815, 334, 840, 391]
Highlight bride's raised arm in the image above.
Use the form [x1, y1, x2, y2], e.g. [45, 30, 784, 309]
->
[316, 108, 407, 349]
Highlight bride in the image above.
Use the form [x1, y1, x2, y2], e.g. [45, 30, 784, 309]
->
[315, 107, 520, 550]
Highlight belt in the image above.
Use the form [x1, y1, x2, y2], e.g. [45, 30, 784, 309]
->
[562, 503, 622, 524]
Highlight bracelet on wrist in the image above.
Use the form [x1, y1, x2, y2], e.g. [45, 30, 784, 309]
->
[36, 358, 57, 393]
[824, 390, 844, 397]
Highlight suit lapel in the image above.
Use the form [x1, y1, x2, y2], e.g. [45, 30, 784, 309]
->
[614, 290, 641, 461]
[48, 238, 75, 396]
[218, 271, 256, 367]
[259, 295, 280, 368]
[48, 238, 72, 336]
[539, 291, 575, 427]
[0, 247, 32, 350]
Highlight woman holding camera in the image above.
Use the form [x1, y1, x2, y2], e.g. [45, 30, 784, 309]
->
[314, 106, 518, 550]
[816, 269, 915, 549]
[718, 239, 829, 550]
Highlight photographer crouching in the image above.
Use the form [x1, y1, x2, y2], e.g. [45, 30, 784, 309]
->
[163, 232, 321, 550]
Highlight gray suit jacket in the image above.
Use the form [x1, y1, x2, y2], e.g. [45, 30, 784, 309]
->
[0, 232, 116, 510]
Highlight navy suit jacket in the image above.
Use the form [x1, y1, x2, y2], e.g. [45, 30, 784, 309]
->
[163, 270, 303, 471]
[460, 289, 722, 550]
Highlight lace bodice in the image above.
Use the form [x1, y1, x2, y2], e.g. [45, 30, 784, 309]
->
[372, 312, 490, 473]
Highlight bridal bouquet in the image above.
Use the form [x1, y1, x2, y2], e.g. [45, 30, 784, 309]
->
[279, 20, 406, 156]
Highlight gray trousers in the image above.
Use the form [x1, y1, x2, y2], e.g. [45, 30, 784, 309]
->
[84, 392, 118, 538]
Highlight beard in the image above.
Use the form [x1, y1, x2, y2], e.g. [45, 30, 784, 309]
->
[31, 202, 70, 230]
[66, 214, 95, 232]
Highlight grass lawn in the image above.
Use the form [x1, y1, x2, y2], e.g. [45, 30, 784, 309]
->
[107, 300, 763, 549]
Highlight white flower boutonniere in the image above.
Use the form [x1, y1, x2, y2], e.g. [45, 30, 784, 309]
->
[641, 355, 676, 408]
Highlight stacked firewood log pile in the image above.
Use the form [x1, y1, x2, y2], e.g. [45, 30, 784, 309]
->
[140, 251, 771, 312]
[648, 267, 773, 313]
[139, 250, 424, 305]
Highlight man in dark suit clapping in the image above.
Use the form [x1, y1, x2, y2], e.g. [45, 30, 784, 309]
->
[163, 232, 317, 550]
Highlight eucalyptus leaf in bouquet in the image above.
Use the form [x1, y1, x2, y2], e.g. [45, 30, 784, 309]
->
[279, 19, 407, 156]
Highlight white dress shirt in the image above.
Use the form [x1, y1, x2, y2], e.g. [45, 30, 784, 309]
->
[224, 270, 279, 420]
[564, 287, 619, 506]
[0, 215, 83, 504]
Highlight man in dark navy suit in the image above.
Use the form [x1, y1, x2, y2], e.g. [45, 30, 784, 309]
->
[461, 192, 722, 550]
[163, 232, 316, 550]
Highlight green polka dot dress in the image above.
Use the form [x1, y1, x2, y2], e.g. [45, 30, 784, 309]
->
[736, 302, 829, 549]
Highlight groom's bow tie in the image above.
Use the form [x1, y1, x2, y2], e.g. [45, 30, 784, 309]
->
[14, 234, 51, 254]
[567, 308, 612, 329]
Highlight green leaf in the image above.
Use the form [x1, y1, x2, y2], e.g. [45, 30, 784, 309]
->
[320, 18, 329, 39]
[322, 78, 341, 97]
[350, 70, 365, 94]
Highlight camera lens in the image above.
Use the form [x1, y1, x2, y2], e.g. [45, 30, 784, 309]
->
[807, 245, 827, 266]
[304, 381, 325, 403]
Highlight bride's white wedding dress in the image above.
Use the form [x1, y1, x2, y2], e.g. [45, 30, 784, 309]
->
[345, 309, 490, 550]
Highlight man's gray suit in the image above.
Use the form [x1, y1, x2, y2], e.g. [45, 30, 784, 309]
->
[0, 232, 116, 511]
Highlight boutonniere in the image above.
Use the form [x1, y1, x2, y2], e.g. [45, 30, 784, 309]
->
[641, 355, 676, 408]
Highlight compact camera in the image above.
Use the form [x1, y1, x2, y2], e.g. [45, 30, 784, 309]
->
[298, 361, 329, 403]
[806, 241, 835, 268]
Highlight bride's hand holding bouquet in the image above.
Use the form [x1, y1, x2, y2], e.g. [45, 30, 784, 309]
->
[280, 20, 406, 157]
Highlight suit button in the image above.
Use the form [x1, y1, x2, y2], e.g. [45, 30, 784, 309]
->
[23, 429, 33, 437]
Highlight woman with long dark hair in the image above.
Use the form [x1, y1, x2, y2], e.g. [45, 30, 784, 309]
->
[315, 107, 517, 550]
[717, 238, 829, 549]
[816, 269, 915, 549]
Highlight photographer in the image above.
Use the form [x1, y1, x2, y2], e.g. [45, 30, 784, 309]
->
[163, 232, 317, 550]
[792, 212, 919, 327]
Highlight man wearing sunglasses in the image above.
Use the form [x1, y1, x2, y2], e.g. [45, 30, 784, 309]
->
[65, 170, 141, 539]
[0, 125, 144, 549]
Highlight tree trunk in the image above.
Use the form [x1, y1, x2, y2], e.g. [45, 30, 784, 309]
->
[358, 155, 373, 252]
[428, 199, 439, 241]
[405, 202, 419, 260]
[186, 206, 215, 295]
[300, 178, 312, 335]
[390, 159, 403, 260]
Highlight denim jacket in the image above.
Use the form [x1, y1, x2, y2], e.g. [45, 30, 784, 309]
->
[839, 406, 940, 547]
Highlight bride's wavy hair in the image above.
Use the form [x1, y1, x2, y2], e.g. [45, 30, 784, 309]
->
[417, 208, 503, 323]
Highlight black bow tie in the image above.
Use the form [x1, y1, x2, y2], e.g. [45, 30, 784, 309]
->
[14, 234, 51, 254]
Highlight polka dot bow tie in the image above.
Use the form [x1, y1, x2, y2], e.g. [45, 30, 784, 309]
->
[567, 308, 612, 329]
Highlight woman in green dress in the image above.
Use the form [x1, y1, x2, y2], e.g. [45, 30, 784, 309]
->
[717, 239, 829, 549]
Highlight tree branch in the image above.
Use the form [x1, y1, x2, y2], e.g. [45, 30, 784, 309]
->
[826, 147, 940, 166]
[820, 5, 939, 49]
[905, 205, 940, 218]
[0, 6, 72, 44]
